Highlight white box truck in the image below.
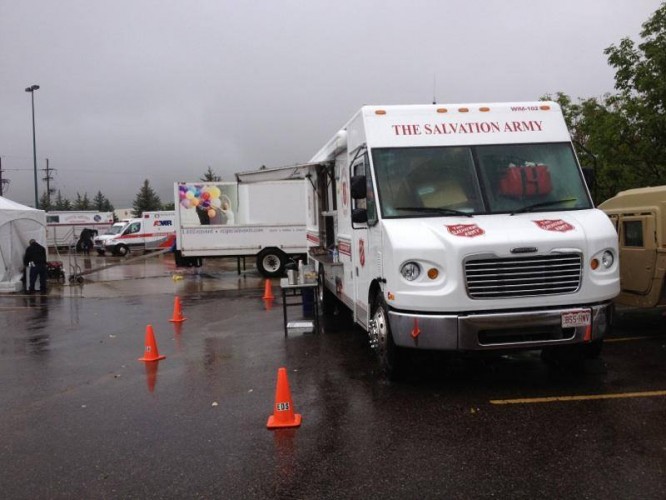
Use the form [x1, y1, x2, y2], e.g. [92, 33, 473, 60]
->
[46, 211, 114, 249]
[306, 102, 620, 377]
[174, 170, 308, 276]
[93, 211, 175, 256]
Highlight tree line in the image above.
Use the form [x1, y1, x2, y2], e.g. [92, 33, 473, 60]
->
[38, 167, 223, 216]
[40, 189, 114, 213]
[544, 2, 665, 204]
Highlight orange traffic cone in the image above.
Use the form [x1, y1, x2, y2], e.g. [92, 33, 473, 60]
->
[138, 325, 166, 362]
[169, 296, 187, 323]
[263, 279, 275, 300]
[264, 298, 273, 311]
[267, 367, 302, 429]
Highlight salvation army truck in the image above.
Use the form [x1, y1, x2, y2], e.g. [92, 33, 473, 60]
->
[174, 171, 307, 276]
[94, 211, 175, 256]
[305, 102, 620, 377]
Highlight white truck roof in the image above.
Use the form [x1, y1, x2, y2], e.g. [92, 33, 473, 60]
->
[311, 102, 570, 161]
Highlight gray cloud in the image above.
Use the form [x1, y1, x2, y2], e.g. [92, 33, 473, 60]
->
[1, 0, 661, 207]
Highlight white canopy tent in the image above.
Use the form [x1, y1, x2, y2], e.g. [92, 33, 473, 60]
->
[0, 196, 46, 292]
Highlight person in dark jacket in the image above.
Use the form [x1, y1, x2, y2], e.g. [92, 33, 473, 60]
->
[23, 239, 48, 294]
[77, 228, 94, 255]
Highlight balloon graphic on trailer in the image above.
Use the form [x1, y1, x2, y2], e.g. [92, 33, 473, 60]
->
[178, 184, 225, 219]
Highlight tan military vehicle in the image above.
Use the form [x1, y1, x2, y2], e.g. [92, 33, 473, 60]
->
[599, 186, 666, 308]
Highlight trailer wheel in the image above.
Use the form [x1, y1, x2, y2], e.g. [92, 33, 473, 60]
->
[370, 292, 403, 380]
[256, 248, 286, 277]
[114, 244, 130, 257]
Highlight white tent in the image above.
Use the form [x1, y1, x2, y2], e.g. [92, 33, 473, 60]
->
[0, 196, 46, 292]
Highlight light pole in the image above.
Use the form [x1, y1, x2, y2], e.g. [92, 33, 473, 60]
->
[25, 84, 40, 209]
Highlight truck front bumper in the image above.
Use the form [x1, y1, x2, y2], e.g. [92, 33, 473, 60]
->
[387, 302, 613, 351]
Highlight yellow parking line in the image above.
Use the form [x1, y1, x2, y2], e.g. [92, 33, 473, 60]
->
[605, 335, 664, 343]
[491, 390, 666, 405]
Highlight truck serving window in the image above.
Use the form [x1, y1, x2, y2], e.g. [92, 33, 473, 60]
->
[372, 143, 592, 218]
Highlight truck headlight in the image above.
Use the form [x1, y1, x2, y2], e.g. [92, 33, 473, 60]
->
[601, 250, 614, 269]
[400, 262, 421, 281]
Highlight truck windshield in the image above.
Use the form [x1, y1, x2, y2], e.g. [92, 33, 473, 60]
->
[105, 224, 126, 235]
[372, 143, 592, 218]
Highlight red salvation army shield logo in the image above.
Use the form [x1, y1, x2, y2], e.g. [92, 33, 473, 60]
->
[533, 219, 575, 232]
[446, 224, 485, 238]
[341, 168, 350, 216]
[358, 239, 366, 267]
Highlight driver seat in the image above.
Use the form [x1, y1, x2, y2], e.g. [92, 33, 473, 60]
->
[420, 180, 467, 208]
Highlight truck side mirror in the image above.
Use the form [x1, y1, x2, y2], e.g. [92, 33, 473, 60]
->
[352, 208, 368, 224]
[351, 175, 367, 199]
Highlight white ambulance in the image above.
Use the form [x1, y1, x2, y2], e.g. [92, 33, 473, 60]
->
[94, 211, 175, 256]
[305, 102, 620, 377]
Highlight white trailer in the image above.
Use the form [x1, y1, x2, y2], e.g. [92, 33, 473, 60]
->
[174, 168, 308, 276]
[46, 211, 114, 249]
[306, 102, 620, 377]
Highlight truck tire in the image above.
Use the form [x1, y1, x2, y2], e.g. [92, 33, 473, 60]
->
[370, 292, 404, 380]
[114, 244, 130, 257]
[256, 248, 286, 278]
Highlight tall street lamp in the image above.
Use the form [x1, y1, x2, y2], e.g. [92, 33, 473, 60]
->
[25, 84, 40, 209]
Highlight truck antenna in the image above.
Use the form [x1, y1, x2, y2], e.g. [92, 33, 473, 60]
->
[432, 73, 437, 105]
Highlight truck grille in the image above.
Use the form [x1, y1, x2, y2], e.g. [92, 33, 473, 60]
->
[464, 253, 582, 299]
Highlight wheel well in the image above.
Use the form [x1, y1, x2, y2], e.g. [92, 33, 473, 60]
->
[258, 246, 286, 258]
[368, 279, 383, 312]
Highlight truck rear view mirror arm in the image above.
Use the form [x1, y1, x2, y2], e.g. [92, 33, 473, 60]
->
[351, 175, 367, 200]
[582, 168, 596, 194]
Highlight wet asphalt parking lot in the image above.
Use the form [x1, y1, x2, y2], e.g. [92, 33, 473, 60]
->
[1, 254, 666, 499]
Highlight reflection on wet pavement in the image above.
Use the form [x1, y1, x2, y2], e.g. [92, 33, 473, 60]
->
[33, 253, 267, 298]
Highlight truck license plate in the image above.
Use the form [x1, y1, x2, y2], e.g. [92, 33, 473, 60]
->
[561, 310, 591, 328]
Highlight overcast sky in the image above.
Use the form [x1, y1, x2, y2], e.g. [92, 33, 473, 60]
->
[0, 0, 662, 209]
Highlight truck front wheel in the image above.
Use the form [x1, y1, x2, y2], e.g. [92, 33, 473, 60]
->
[370, 293, 403, 380]
[256, 248, 286, 278]
[113, 244, 130, 257]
